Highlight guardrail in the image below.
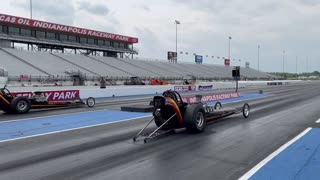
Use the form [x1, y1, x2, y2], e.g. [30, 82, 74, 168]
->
[6, 83, 245, 99]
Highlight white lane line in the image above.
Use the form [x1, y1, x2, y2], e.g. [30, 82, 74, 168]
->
[315, 119, 320, 124]
[0, 115, 152, 144]
[238, 127, 312, 180]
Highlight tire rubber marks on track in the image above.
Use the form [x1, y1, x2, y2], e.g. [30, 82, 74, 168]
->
[238, 127, 312, 180]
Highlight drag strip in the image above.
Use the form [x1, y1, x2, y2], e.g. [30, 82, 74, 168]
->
[0, 82, 319, 180]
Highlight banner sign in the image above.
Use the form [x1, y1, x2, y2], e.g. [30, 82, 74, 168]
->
[168, 51, 177, 61]
[11, 90, 80, 101]
[0, 14, 138, 43]
[182, 92, 240, 103]
[195, 55, 203, 64]
[174, 85, 196, 92]
[225, 59, 230, 66]
[245, 62, 250, 68]
[19, 74, 29, 79]
[232, 66, 240, 78]
[198, 85, 213, 91]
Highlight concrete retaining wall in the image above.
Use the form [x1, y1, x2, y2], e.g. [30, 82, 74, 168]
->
[5, 80, 304, 99]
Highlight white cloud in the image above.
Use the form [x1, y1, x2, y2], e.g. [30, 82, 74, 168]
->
[78, 1, 109, 16]
[10, 0, 76, 25]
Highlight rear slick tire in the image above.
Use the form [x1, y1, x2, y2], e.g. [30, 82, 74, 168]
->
[10, 96, 31, 114]
[184, 104, 206, 133]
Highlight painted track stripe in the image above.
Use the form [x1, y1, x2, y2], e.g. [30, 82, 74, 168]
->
[315, 119, 320, 124]
[238, 127, 312, 180]
[0, 109, 112, 124]
[0, 115, 152, 143]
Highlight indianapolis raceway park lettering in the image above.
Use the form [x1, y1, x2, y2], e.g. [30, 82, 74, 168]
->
[182, 92, 240, 103]
[11, 90, 80, 101]
[0, 14, 136, 43]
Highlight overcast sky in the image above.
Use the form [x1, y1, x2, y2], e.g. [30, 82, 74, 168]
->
[1, 0, 320, 73]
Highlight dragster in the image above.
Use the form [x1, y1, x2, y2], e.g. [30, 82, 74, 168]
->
[133, 90, 250, 143]
[0, 86, 95, 114]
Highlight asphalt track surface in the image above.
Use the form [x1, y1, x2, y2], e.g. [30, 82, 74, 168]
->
[0, 82, 320, 180]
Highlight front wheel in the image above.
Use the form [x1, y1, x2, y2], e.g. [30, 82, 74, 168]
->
[86, 97, 95, 107]
[242, 103, 250, 118]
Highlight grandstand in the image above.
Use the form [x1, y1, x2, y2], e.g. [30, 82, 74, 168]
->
[0, 48, 275, 86]
[0, 13, 138, 58]
[0, 13, 276, 86]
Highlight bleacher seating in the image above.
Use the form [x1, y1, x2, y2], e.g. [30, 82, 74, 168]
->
[92, 56, 160, 78]
[0, 48, 275, 81]
[0, 49, 46, 76]
[4, 48, 95, 76]
[121, 59, 183, 78]
[54, 53, 130, 77]
[145, 61, 186, 77]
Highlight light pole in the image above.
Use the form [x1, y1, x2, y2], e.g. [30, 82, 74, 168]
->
[30, 0, 33, 19]
[306, 56, 309, 72]
[282, 50, 285, 74]
[258, 45, 260, 71]
[175, 20, 180, 63]
[296, 56, 298, 79]
[228, 36, 232, 61]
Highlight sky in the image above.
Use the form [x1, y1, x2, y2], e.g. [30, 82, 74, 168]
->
[0, 0, 319, 73]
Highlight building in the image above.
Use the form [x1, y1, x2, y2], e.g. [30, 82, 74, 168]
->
[0, 13, 139, 58]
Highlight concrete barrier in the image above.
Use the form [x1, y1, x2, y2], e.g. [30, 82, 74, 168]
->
[80, 86, 172, 99]
[5, 80, 304, 99]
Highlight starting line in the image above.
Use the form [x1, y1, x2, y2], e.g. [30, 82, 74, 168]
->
[240, 128, 320, 180]
[0, 93, 268, 143]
